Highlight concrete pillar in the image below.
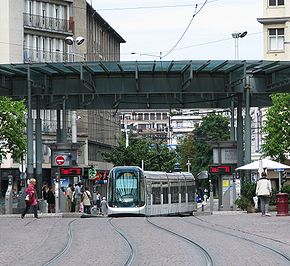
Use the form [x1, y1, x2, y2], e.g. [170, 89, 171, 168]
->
[236, 93, 243, 167]
[27, 65, 34, 179]
[36, 102, 43, 193]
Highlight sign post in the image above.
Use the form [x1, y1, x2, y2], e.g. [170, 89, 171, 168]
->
[55, 155, 65, 166]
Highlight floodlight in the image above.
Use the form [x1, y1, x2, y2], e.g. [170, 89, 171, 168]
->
[76, 36, 85, 45]
[65, 36, 74, 45]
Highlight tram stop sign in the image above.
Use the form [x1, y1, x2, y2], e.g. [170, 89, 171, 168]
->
[55, 155, 65, 166]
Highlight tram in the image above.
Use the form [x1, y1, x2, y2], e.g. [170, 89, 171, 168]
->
[107, 166, 196, 216]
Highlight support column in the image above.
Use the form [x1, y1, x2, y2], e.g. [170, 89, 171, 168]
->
[36, 101, 43, 193]
[61, 99, 67, 143]
[244, 81, 251, 165]
[244, 79, 252, 183]
[236, 94, 243, 167]
[56, 110, 61, 143]
[230, 96, 236, 141]
[27, 65, 34, 179]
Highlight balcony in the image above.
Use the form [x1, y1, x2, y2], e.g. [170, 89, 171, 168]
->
[23, 48, 71, 63]
[23, 13, 72, 33]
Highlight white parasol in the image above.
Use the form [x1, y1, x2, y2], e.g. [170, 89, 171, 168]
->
[235, 158, 290, 171]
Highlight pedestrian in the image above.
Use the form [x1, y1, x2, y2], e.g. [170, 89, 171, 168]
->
[41, 184, 48, 201]
[74, 183, 82, 213]
[256, 172, 272, 217]
[66, 184, 73, 212]
[47, 185, 55, 213]
[100, 196, 108, 216]
[82, 187, 92, 214]
[21, 178, 38, 219]
[71, 186, 76, 212]
[96, 191, 101, 209]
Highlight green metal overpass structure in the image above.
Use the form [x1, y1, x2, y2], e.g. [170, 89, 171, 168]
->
[0, 60, 289, 179]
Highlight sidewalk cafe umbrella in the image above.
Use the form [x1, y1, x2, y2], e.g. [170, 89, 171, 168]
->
[236, 159, 290, 171]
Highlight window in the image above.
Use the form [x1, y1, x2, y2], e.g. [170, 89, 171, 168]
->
[269, 28, 284, 51]
[269, 0, 284, 6]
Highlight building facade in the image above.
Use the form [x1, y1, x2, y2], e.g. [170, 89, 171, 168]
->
[0, 0, 124, 197]
[257, 0, 290, 60]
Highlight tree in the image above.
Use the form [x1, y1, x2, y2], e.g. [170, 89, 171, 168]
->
[262, 93, 290, 162]
[103, 135, 177, 172]
[0, 97, 27, 163]
[179, 112, 230, 175]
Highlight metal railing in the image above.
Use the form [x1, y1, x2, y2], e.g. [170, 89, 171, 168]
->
[23, 13, 71, 33]
[24, 48, 67, 63]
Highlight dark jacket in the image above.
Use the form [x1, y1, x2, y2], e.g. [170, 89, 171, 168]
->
[47, 190, 55, 205]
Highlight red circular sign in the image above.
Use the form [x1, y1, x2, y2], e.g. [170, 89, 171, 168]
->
[55, 155, 65, 166]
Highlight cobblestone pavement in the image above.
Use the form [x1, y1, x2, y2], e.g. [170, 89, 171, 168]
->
[0, 212, 289, 266]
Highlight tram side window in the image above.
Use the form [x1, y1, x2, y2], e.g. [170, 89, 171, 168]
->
[181, 185, 186, 203]
[171, 182, 179, 203]
[162, 184, 168, 204]
[187, 182, 195, 203]
[152, 183, 161, 204]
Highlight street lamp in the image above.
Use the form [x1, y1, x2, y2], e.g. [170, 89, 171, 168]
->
[231, 31, 247, 60]
[65, 36, 85, 62]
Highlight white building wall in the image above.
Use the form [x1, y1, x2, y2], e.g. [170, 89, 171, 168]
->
[0, 0, 24, 64]
[261, 0, 290, 60]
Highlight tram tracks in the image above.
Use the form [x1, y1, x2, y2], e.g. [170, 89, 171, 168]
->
[146, 217, 214, 266]
[183, 216, 290, 264]
[42, 219, 76, 266]
[108, 218, 136, 266]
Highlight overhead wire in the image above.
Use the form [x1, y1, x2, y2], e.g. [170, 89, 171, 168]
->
[161, 0, 209, 59]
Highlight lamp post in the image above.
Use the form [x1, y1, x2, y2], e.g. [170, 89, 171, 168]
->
[64, 36, 86, 144]
[231, 31, 247, 60]
[65, 36, 85, 62]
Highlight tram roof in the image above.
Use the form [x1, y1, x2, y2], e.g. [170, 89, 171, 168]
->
[144, 171, 195, 181]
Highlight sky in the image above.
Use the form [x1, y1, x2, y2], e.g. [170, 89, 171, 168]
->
[89, 0, 263, 61]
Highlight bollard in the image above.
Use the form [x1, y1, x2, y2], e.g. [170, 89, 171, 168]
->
[276, 193, 289, 216]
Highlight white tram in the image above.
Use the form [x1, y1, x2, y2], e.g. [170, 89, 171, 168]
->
[107, 166, 196, 216]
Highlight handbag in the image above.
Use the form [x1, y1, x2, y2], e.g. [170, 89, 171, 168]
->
[25, 194, 31, 201]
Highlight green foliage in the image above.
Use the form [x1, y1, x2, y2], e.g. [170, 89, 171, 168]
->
[178, 112, 230, 175]
[0, 97, 27, 163]
[241, 182, 256, 205]
[234, 196, 250, 211]
[235, 182, 257, 210]
[262, 93, 290, 162]
[102, 135, 177, 172]
[281, 184, 290, 194]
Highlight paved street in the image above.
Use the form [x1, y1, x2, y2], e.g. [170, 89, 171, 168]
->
[0, 211, 289, 266]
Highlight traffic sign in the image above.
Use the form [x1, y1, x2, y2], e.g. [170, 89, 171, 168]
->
[55, 155, 65, 166]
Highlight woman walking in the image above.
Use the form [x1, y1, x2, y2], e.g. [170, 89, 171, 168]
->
[21, 178, 38, 219]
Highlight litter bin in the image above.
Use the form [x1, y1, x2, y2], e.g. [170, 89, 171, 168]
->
[276, 193, 289, 216]
[38, 199, 48, 213]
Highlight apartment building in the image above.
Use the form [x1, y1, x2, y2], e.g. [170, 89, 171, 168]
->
[0, 0, 124, 196]
[257, 0, 290, 60]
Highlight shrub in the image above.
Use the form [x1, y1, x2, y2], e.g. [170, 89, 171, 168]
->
[241, 182, 256, 205]
[235, 196, 250, 211]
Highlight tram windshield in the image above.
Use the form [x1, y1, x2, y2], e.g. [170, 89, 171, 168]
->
[111, 170, 142, 207]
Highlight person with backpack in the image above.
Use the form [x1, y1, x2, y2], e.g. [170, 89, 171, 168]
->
[256, 172, 272, 217]
[82, 187, 92, 214]
[21, 178, 38, 219]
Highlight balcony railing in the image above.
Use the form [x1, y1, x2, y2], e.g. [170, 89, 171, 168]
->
[24, 48, 87, 63]
[24, 48, 69, 63]
[23, 13, 72, 33]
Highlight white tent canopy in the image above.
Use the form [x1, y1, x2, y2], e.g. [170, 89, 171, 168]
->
[236, 159, 290, 171]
